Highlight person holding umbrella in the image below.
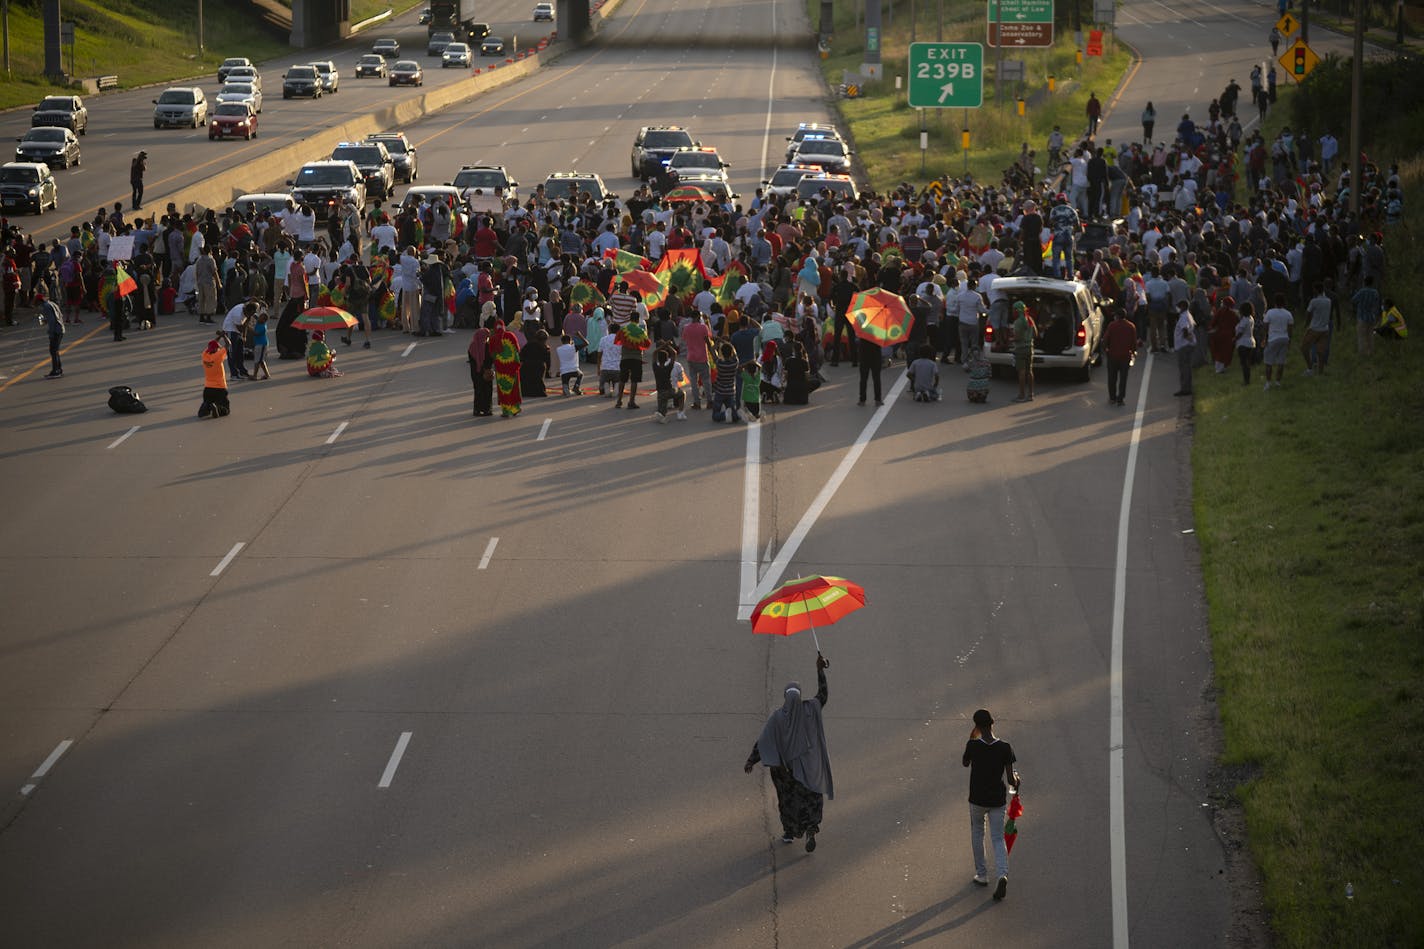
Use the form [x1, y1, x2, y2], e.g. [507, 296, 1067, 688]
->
[963, 708, 1020, 901]
[745, 654, 833, 853]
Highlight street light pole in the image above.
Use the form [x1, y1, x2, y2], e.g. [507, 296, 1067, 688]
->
[198, 0, 204, 54]
[3, 0, 10, 77]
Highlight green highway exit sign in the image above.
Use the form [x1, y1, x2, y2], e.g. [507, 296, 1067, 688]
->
[907, 42, 984, 109]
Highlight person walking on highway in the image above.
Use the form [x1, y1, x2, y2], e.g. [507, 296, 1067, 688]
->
[38, 288, 64, 379]
[1103, 306, 1138, 406]
[1172, 299, 1198, 396]
[130, 151, 146, 212]
[1086, 92, 1103, 137]
[1012, 301, 1036, 402]
[746, 653, 833, 852]
[964, 708, 1019, 901]
[1141, 102, 1156, 143]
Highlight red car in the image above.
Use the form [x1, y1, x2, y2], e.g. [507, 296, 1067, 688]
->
[209, 102, 257, 141]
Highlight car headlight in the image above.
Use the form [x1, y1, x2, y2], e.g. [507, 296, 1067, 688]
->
[27, 188, 38, 196]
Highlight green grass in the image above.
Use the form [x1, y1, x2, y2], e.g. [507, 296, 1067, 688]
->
[0, 0, 418, 112]
[812, 0, 1133, 190]
[1193, 86, 1424, 947]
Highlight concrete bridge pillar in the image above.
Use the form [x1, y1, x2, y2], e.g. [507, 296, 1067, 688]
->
[291, 0, 351, 48]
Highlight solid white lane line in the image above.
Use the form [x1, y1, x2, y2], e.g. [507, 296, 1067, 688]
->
[325, 421, 349, 445]
[537, 419, 551, 441]
[741, 373, 910, 619]
[1110, 356, 1154, 949]
[20, 739, 74, 795]
[106, 426, 140, 450]
[401, 342, 417, 357]
[478, 536, 499, 570]
[758, 0, 780, 181]
[738, 419, 763, 618]
[377, 731, 413, 788]
[210, 542, 245, 577]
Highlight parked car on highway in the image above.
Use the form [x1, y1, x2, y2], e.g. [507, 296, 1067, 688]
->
[480, 36, 506, 56]
[15, 128, 81, 169]
[452, 164, 518, 206]
[784, 122, 841, 162]
[441, 42, 472, 67]
[795, 172, 860, 203]
[331, 141, 395, 200]
[762, 163, 819, 199]
[427, 30, 455, 56]
[153, 87, 208, 128]
[235, 192, 292, 216]
[399, 186, 465, 231]
[981, 275, 1105, 381]
[309, 60, 340, 93]
[666, 146, 729, 183]
[366, 131, 418, 182]
[217, 81, 263, 113]
[0, 162, 59, 214]
[389, 60, 424, 87]
[533, 2, 555, 20]
[224, 65, 262, 89]
[209, 102, 258, 141]
[671, 173, 738, 204]
[288, 160, 366, 220]
[630, 125, 696, 178]
[373, 37, 401, 58]
[542, 171, 617, 204]
[217, 57, 252, 83]
[32, 95, 88, 136]
[283, 65, 323, 99]
[355, 54, 389, 78]
[788, 134, 852, 173]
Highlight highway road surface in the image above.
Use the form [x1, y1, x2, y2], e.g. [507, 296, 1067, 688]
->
[0, 0, 1354, 944]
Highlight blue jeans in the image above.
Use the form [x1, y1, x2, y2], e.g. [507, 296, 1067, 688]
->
[1051, 238, 1074, 277]
[970, 803, 1009, 880]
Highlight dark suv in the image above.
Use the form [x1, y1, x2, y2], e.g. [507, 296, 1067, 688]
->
[287, 160, 366, 220]
[630, 125, 695, 178]
[32, 95, 88, 136]
[331, 141, 395, 199]
[282, 65, 322, 99]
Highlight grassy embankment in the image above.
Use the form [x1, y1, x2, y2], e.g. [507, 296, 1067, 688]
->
[0, 0, 407, 112]
[811, 0, 1131, 189]
[1194, 67, 1424, 946]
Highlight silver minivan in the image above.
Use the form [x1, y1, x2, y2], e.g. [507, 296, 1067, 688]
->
[153, 87, 208, 129]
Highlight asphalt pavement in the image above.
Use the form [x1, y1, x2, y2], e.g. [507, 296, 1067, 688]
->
[0, 0, 1278, 944]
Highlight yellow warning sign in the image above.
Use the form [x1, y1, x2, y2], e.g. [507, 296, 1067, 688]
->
[1276, 12, 1300, 37]
[1278, 38, 1319, 83]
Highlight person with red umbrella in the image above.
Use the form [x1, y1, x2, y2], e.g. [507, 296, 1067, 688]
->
[744, 654, 834, 853]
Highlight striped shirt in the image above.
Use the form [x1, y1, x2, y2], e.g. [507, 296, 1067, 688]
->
[607, 290, 638, 325]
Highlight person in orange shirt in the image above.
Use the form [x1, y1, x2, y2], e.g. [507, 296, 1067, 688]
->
[199, 336, 230, 418]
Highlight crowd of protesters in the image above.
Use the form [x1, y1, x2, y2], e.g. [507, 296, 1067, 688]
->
[1, 76, 1407, 407]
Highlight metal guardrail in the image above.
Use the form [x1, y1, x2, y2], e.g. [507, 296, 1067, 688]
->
[95, 75, 119, 90]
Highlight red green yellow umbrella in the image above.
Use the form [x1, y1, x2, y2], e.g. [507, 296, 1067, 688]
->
[846, 287, 914, 346]
[664, 184, 715, 203]
[751, 575, 867, 655]
[292, 305, 358, 332]
[622, 268, 670, 309]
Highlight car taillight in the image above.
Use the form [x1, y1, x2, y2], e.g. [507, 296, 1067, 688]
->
[983, 324, 995, 342]
[1075, 324, 1086, 346]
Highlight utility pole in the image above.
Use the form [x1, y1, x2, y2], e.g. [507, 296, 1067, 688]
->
[198, 0, 204, 54]
[2, 0, 10, 76]
[1347, 0, 1363, 224]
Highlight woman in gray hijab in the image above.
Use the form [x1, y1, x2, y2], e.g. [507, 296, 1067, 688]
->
[745, 654, 833, 852]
